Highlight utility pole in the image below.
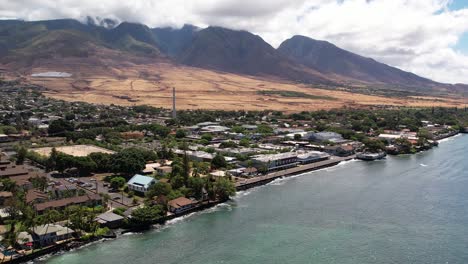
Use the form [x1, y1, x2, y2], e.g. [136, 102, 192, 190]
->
[172, 87, 177, 119]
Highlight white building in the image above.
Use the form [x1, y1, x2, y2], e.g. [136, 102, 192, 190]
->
[127, 174, 157, 194]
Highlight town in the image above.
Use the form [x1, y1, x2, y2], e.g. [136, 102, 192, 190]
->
[0, 80, 468, 262]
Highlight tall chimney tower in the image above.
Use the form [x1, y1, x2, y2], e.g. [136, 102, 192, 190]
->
[172, 87, 177, 119]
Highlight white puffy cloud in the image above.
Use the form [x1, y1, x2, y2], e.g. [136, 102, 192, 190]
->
[1, 0, 468, 84]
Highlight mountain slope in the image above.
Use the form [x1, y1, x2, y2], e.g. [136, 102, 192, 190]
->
[0, 19, 466, 95]
[278, 35, 436, 88]
[152, 24, 198, 57]
[177, 27, 332, 83]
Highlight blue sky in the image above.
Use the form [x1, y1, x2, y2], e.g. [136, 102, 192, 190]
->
[450, 0, 468, 54]
[449, 0, 468, 10]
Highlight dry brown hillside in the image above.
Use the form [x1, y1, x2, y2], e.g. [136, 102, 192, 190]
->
[19, 59, 466, 113]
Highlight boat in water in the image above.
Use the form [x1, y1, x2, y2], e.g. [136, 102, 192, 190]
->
[356, 152, 386, 161]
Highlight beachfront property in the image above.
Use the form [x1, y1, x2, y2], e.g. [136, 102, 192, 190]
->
[378, 131, 419, 143]
[95, 211, 125, 229]
[31, 224, 75, 247]
[168, 197, 198, 214]
[127, 174, 157, 194]
[229, 167, 259, 177]
[16, 231, 34, 250]
[296, 151, 330, 164]
[251, 152, 299, 172]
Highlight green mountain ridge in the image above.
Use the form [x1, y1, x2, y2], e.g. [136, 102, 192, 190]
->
[0, 18, 466, 94]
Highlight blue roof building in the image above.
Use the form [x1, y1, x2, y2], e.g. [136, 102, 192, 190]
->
[127, 174, 157, 194]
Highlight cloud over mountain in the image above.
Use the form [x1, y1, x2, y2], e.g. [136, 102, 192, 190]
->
[1, 0, 468, 84]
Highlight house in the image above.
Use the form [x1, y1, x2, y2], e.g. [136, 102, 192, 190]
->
[17, 231, 34, 250]
[0, 165, 29, 178]
[127, 174, 157, 194]
[0, 191, 13, 206]
[296, 151, 330, 164]
[200, 125, 230, 134]
[32, 224, 75, 247]
[242, 167, 258, 177]
[120, 131, 145, 140]
[210, 170, 227, 179]
[324, 144, 356, 157]
[304, 131, 345, 143]
[0, 207, 22, 220]
[173, 150, 214, 162]
[0, 134, 10, 143]
[156, 166, 172, 176]
[168, 197, 198, 214]
[49, 184, 78, 198]
[142, 163, 161, 175]
[95, 211, 125, 229]
[25, 189, 48, 204]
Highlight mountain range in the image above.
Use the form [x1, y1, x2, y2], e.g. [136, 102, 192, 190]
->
[0, 18, 466, 94]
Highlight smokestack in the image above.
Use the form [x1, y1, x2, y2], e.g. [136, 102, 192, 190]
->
[172, 87, 177, 119]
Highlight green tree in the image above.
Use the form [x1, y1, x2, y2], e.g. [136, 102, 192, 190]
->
[239, 138, 250, 147]
[201, 133, 213, 142]
[188, 177, 205, 200]
[256, 124, 273, 135]
[363, 138, 386, 152]
[170, 175, 185, 189]
[130, 205, 164, 227]
[16, 146, 27, 165]
[182, 152, 191, 186]
[175, 129, 186, 138]
[146, 181, 172, 198]
[110, 176, 126, 190]
[89, 152, 112, 172]
[219, 141, 237, 148]
[211, 154, 227, 169]
[111, 148, 147, 175]
[214, 178, 236, 201]
[48, 119, 74, 136]
[45, 147, 59, 171]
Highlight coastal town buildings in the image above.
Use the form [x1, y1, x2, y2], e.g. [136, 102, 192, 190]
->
[127, 174, 157, 194]
[31, 224, 75, 247]
[168, 197, 198, 214]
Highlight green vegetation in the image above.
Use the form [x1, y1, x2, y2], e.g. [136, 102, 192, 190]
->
[258, 90, 337, 101]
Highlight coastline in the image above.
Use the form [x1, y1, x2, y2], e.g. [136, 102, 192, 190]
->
[11, 133, 464, 263]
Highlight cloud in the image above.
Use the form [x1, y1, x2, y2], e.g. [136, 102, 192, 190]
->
[1, 0, 468, 84]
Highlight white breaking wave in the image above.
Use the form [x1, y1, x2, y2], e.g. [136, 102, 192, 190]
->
[158, 203, 232, 231]
[420, 163, 428, 167]
[438, 133, 461, 143]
